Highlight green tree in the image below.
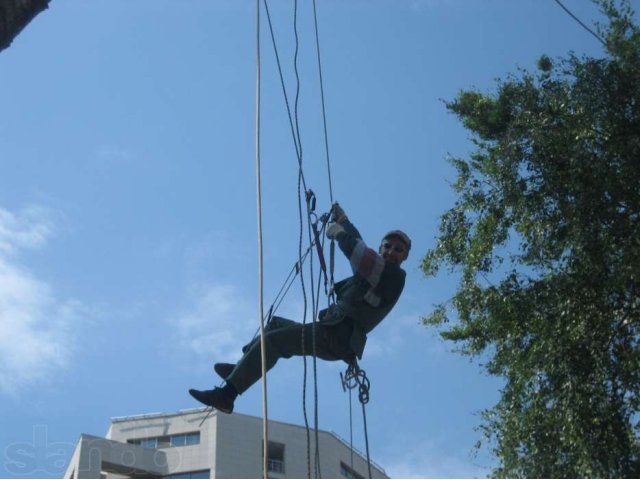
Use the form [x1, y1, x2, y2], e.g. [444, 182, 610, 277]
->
[422, 1, 640, 477]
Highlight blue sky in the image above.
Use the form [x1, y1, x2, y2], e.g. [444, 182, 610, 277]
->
[0, 0, 624, 478]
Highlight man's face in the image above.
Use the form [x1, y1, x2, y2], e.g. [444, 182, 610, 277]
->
[379, 236, 409, 265]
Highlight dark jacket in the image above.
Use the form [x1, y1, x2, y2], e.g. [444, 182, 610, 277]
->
[319, 218, 406, 358]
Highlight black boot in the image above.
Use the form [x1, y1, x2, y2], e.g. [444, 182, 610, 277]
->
[189, 386, 235, 414]
[214, 363, 236, 380]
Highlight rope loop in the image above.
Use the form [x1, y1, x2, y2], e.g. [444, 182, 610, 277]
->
[340, 360, 371, 405]
[341, 359, 374, 478]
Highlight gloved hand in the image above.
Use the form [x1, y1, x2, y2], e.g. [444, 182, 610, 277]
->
[331, 202, 348, 224]
[326, 221, 345, 240]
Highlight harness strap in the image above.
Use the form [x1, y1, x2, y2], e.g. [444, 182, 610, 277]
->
[329, 239, 336, 304]
[311, 219, 329, 289]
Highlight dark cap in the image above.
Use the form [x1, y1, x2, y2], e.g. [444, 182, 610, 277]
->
[383, 230, 411, 250]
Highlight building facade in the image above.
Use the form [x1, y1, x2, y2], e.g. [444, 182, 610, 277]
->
[63, 408, 388, 479]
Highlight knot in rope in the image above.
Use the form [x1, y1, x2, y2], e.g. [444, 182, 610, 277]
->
[341, 360, 371, 405]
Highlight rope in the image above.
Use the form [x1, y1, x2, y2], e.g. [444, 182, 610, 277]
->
[289, 0, 312, 470]
[312, 0, 334, 204]
[289, 1, 322, 474]
[262, 0, 308, 192]
[255, 1, 269, 477]
[270, 246, 312, 316]
[242, 222, 328, 371]
[245, 243, 318, 345]
[306, 212, 321, 479]
[340, 367, 356, 470]
[308, 211, 329, 478]
[348, 389, 354, 469]
[198, 406, 213, 427]
[303, 199, 330, 479]
[341, 361, 373, 478]
[300, 196, 312, 478]
[299, 192, 312, 479]
[241, 210, 320, 476]
[261, 1, 335, 476]
[311, 0, 336, 305]
[361, 401, 373, 479]
[293, 0, 303, 166]
[552, 0, 607, 47]
[307, 2, 334, 472]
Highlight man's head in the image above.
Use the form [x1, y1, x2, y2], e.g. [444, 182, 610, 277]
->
[379, 230, 411, 265]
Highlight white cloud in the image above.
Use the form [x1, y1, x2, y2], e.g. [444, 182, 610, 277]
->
[169, 283, 259, 362]
[0, 206, 86, 396]
[0, 206, 54, 254]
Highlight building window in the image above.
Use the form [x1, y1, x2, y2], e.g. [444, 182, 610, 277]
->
[171, 432, 200, 447]
[340, 462, 364, 479]
[165, 469, 210, 479]
[266, 441, 285, 474]
[156, 436, 171, 448]
[128, 431, 201, 449]
[139, 438, 157, 449]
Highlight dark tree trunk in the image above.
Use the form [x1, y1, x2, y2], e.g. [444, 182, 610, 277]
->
[0, 0, 50, 53]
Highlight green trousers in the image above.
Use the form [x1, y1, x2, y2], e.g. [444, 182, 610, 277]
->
[226, 316, 355, 394]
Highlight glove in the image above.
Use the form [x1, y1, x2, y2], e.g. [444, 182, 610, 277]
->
[331, 202, 348, 224]
[326, 221, 346, 240]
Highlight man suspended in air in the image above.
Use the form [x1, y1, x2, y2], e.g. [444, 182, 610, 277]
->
[189, 203, 410, 413]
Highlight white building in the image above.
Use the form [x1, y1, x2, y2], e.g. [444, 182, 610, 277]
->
[63, 408, 388, 479]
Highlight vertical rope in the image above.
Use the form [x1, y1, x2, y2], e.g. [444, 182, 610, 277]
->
[308, 2, 330, 473]
[312, 0, 336, 310]
[348, 389, 354, 469]
[361, 403, 373, 479]
[293, 0, 303, 165]
[312, 0, 334, 204]
[255, 1, 269, 478]
[262, 0, 307, 190]
[257, 3, 335, 477]
[552, 0, 607, 47]
[308, 214, 323, 479]
[282, 1, 313, 475]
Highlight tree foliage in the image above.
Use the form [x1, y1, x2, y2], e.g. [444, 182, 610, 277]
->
[422, 1, 640, 477]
